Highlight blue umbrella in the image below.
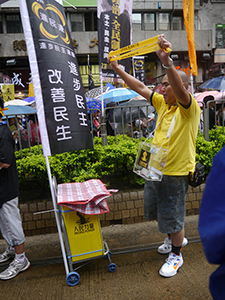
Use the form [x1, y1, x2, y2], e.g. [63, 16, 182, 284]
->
[23, 96, 35, 104]
[86, 98, 106, 113]
[3, 105, 36, 117]
[99, 88, 140, 104]
[199, 76, 225, 90]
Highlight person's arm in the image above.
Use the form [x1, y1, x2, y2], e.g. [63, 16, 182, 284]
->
[0, 161, 10, 169]
[110, 60, 152, 101]
[157, 35, 190, 108]
[141, 118, 148, 128]
[0, 139, 11, 169]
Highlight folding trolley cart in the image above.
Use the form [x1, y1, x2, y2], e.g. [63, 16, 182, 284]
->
[52, 177, 117, 286]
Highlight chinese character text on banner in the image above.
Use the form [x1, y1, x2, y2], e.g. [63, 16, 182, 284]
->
[19, 0, 93, 156]
[97, 0, 133, 82]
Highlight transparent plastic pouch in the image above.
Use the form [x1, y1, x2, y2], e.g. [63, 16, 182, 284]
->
[133, 142, 169, 181]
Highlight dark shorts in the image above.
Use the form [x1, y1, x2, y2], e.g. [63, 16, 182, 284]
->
[144, 175, 189, 234]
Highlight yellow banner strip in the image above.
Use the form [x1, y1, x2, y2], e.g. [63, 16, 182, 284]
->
[108, 35, 172, 62]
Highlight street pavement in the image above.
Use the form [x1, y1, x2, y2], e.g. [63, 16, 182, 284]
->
[0, 215, 217, 300]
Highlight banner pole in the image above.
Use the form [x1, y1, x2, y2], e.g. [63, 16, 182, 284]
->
[100, 73, 104, 117]
[100, 72, 107, 146]
[45, 156, 69, 276]
[132, 57, 135, 78]
[190, 73, 194, 95]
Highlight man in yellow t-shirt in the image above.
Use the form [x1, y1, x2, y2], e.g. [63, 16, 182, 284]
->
[110, 34, 201, 278]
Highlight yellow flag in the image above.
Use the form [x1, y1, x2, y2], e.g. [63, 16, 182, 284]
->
[108, 35, 172, 62]
[29, 83, 34, 97]
[183, 0, 198, 76]
[2, 84, 15, 102]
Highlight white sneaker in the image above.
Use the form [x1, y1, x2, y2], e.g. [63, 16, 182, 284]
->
[158, 237, 188, 254]
[0, 257, 30, 280]
[0, 247, 15, 263]
[159, 252, 183, 277]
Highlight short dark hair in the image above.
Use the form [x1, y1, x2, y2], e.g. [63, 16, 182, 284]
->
[203, 95, 214, 108]
[203, 95, 214, 103]
[0, 97, 4, 110]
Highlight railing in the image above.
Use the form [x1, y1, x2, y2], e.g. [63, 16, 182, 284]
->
[104, 103, 156, 144]
[5, 113, 41, 158]
[198, 99, 225, 141]
[8, 99, 225, 158]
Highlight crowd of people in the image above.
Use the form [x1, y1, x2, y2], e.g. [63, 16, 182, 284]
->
[88, 106, 157, 139]
[5, 114, 41, 152]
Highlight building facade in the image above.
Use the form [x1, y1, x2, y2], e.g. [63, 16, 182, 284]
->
[0, 0, 224, 94]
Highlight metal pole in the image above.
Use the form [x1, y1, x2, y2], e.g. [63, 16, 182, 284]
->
[101, 115, 107, 146]
[203, 104, 210, 141]
[34, 114, 41, 153]
[100, 72, 104, 117]
[190, 73, 194, 95]
[100, 70, 107, 146]
[45, 156, 69, 275]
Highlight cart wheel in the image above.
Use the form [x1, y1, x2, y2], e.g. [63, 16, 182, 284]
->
[66, 272, 80, 286]
[108, 263, 117, 273]
[104, 251, 112, 259]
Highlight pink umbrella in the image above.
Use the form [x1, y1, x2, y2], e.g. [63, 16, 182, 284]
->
[215, 90, 225, 101]
[195, 91, 219, 107]
[152, 84, 163, 94]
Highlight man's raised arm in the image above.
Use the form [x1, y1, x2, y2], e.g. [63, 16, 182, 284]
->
[156, 35, 190, 108]
[110, 59, 152, 102]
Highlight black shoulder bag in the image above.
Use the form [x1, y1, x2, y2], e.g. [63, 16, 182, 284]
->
[188, 162, 206, 187]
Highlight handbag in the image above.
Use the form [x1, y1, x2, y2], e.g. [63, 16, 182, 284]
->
[188, 162, 205, 187]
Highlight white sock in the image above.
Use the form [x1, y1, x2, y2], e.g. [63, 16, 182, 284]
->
[9, 246, 15, 251]
[15, 252, 25, 263]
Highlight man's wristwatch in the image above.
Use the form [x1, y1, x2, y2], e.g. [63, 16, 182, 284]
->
[162, 58, 173, 70]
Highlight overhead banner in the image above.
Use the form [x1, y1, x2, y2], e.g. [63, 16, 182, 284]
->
[97, 0, 133, 82]
[183, 0, 198, 76]
[132, 56, 145, 84]
[19, 0, 93, 156]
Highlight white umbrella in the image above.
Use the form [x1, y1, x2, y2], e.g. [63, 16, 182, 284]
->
[4, 99, 30, 106]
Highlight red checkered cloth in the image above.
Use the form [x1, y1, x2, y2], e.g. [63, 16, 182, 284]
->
[57, 179, 118, 215]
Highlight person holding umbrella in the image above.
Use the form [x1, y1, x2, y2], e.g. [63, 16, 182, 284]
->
[110, 34, 201, 278]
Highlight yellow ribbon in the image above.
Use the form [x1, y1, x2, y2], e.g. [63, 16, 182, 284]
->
[0, 107, 8, 117]
[108, 35, 172, 62]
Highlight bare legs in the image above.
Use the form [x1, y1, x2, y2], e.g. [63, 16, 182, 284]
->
[14, 243, 25, 255]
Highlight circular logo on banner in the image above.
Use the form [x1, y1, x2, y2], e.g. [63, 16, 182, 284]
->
[32, 2, 70, 44]
[134, 60, 144, 70]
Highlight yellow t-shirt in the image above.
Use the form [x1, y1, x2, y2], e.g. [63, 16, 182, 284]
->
[151, 92, 201, 175]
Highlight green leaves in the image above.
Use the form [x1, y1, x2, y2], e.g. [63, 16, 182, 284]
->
[16, 129, 225, 190]
[196, 127, 225, 175]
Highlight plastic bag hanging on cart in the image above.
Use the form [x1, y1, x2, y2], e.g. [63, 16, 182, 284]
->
[133, 114, 176, 181]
